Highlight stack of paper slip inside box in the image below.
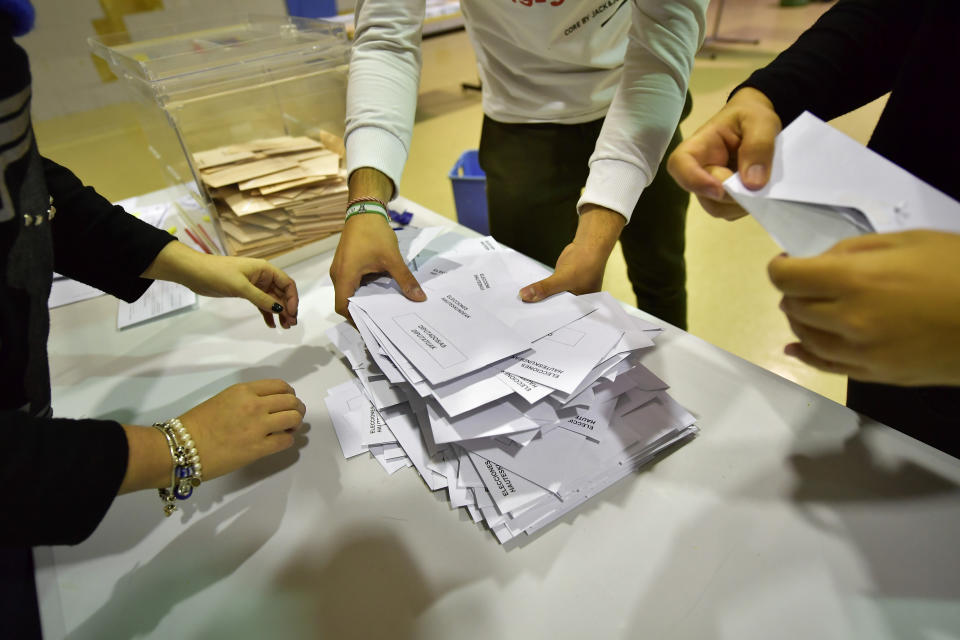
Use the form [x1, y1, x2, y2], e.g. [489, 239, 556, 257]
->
[195, 133, 348, 258]
[324, 228, 698, 544]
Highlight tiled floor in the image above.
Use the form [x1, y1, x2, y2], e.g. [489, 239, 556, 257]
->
[34, 0, 884, 404]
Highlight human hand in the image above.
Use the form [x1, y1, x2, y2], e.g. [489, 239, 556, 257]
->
[142, 242, 299, 329]
[329, 213, 425, 319]
[768, 230, 960, 386]
[667, 87, 781, 220]
[179, 379, 307, 480]
[519, 205, 623, 302]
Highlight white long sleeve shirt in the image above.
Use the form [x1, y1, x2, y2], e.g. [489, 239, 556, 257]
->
[345, 0, 706, 222]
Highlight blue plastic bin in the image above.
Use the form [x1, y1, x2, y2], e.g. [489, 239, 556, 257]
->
[448, 150, 489, 235]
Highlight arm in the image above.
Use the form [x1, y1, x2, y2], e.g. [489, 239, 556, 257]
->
[578, 0, 706, 221]
[667, 0, 912, 219]
[736, 0, 914, 127]
[524, 0, 706, 300]
[331, 0, 428, 319]
[2, 380, 306, 547]
[45, 158, 299, 328]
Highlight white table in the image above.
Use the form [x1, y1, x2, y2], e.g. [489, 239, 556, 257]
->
[36, 198, 960, 639]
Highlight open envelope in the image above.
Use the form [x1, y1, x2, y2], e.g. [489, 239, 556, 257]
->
[724, 111, 960, 257]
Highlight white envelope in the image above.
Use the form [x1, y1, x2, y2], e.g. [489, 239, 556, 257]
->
[725, 111, 960, 257]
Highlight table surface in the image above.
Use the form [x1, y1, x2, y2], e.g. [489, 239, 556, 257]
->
[36, 198, 960, 640]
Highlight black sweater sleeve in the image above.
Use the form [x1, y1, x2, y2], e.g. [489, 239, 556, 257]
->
[736, 0, 920, 125]
[45, 158, 176, 302]
[1, 412, 128, 546]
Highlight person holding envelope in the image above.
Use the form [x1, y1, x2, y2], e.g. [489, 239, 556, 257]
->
[666, 0, 960, 456]
[1, 4, 308, 636]
[330, 0, 706, 330]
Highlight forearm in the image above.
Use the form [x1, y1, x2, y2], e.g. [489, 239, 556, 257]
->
[139, 240, 204, 284]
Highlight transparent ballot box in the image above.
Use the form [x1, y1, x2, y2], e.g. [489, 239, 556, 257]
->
[90, 15, 350, 258]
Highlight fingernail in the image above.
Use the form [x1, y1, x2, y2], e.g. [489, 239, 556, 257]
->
[408, 286, 426, 301]
[711, 186, 726, 200]
[519, 286, 539, 302]
[271, 302, 284, 313]
[746, 164, 765, 187]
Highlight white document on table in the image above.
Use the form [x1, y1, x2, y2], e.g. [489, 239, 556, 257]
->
[49, 276, 104, 308]
[429, 360, 515, 417]
[117, 281, 196, 329]
[425, 396, 542, 444]
[349, 287, 531, 385]
[725, 111, 960, 257]
[504, 314, 623, 394]
[425, 253, 596, 343]
[325, 380, 376, 459]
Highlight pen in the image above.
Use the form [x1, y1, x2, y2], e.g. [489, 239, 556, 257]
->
[184, 226, 212, 254]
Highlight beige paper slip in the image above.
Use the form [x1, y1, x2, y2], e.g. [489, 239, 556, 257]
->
[201, 157, 300, 189]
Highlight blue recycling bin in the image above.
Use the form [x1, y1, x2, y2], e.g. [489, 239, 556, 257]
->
[448, 150, 489, 235]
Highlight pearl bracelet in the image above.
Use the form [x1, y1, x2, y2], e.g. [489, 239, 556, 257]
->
[152, 418, 203, 517]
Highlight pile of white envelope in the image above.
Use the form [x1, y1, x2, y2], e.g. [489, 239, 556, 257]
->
[324, 229, 698, 544]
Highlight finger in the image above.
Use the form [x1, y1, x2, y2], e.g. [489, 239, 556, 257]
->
[238, 278, 285, 317]
[247, 379, 295, 397]
[260, 308, 277, 329]
[783, 342, 865, 377]
[265, 409, 305, 434]
[768, 254, 850, 297]
[785, 317, 863, 367]
[823, 231, 896, 255]
[333, 269, 363, 320]
[780, 296, 859, 337]
[261, 393, 306, 415]
[263, 430, 295, 453]
[667, 149, 727, 200]
[519, 274, 572, 303]
[383, 254, 426, 302]
[737, 112, 780, 189]
[695, 194, 750, 221]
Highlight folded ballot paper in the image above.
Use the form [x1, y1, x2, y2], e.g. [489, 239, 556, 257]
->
[324, 228, 698, 544]
[724, 111, 960, 257]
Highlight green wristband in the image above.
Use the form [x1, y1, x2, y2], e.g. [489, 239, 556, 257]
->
[345, 202, 389, 221]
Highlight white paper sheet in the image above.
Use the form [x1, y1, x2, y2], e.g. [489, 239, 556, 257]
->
[117, 281, 196, 329]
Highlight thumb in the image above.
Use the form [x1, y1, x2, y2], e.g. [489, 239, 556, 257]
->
[384, 255, 426, 302]
[737, 112, 780, 190]
[238, 280, 284, 314]
[519, 275, 564, 303]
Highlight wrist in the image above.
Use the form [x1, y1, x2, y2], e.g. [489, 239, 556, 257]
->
[348, 167, 394, 204]
[574, 205, 626, 255]
[140, 241, 204, 284]
[119, 424, 172, 494]
[728, 87, 776, 112]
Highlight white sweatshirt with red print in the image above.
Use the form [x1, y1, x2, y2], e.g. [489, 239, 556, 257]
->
[345, 0, 706, 221]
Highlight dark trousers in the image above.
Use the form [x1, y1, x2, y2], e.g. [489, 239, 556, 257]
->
[478, 93, 692, 329]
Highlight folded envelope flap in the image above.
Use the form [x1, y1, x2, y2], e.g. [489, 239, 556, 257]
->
[726, 111, 960, 234]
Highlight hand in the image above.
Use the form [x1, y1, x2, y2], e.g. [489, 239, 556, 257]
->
[519, 205, 624, 302]
[120, 379, 306, 493]
[330, 167, 426, 320]
[768, 231, 960, 386]
[142, 242, 299, 329]
[179, 379, 307, 479]
[667, 87, 781, 220]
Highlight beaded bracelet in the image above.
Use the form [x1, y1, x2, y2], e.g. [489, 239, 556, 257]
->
[152, 417, 203, 517]
[345, 201, 389, 222]
[346, 196, 388, 210]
